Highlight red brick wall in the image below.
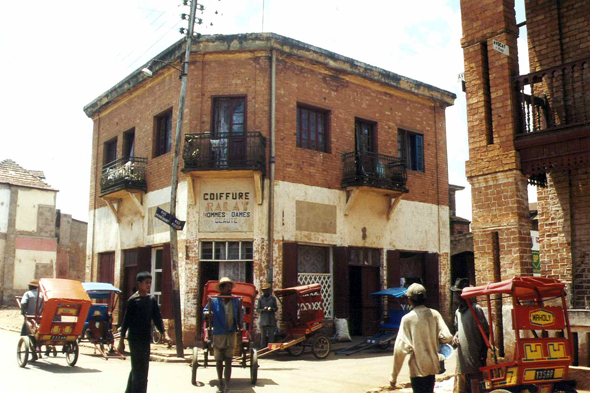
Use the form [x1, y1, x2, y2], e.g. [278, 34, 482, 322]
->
[526, 0, 590, 70]
[274, 55, 449, 206]
[89, 50, 450, 210]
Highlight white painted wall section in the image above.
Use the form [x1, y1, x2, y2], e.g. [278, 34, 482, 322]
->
[14, 249, 56, 288]
[0, 188, 10, 233]
[15, 189, 56, 232]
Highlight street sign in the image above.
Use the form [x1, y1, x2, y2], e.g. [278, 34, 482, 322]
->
[155, 207, 185, 231]
[492, 40, 509, 55]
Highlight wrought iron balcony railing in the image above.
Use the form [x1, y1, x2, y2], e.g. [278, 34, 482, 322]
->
[182, 132, 266, 174]
[100, 156, 147, 197]
[515, 57, 590, 135]
[342, 151, 407, 192]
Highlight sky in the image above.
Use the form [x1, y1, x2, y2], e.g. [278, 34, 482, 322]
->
[0, 0, 529, 222]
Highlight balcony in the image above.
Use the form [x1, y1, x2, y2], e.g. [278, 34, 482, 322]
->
[342, 151, 407, 193]
[182, 132, 266, 205]
[514, 57, 590, 185]
[182, 132, 266, 174]
[100, 157, 147, 197]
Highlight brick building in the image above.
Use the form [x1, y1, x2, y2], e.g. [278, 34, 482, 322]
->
[460, 0, 590, 361]
[83, 33, 455, 343]
[0, 160, 87, 305]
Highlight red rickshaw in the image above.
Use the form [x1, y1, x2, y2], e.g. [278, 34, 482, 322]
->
[16, 278, 91, 367]
[461, 276, 577, 393]
[256, 283, 331, 359]
[191, 280, 259, 386]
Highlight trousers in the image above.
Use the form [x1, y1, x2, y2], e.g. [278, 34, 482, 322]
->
[125, 340, 151, 393]
[410, 375, 435, 393]
[259, 325, 276, 349]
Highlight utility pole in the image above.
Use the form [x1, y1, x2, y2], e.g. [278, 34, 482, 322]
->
[169, 0, 198, 358]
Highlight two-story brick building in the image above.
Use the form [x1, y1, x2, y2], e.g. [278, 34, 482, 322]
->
[460, 0, 590, 361]
[83, 33, 455, 343]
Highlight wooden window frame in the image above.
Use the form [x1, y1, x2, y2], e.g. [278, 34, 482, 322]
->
[398, 129, 425, 172]
[123, 128, 135, 158]
[153, 109, 172, 158]
[296, 104, 330, 153]
[103, 137, 117, 165]
[210, 96, 247, 136]
[354, 118, 378, 153]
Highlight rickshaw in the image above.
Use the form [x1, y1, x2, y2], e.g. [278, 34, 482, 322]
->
[16, 278, 91, 367]
[80, 282, 125, 359]
[461, 276, 577, 393]
[336, 286, 408, 355]
[256, 283, 331, 359]
[191, 280, 259, 386]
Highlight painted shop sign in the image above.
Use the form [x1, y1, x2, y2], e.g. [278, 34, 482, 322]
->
[493, 40, 509, 55]
[199, 179, 254, 232]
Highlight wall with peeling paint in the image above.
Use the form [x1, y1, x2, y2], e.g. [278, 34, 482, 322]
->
[15, 189, 56, 233]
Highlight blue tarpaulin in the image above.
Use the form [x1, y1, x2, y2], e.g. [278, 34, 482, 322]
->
[82, 282, 121, 299]
[371, 287, 407, 298]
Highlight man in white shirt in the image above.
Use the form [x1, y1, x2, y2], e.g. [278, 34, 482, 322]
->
[390, 283, 453, 392]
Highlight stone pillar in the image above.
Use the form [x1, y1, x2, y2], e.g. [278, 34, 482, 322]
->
[461, 0, 533, 357]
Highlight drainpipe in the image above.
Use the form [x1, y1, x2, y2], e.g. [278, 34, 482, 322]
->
[267, 49, 276, 284]
[90, 111, 101, 282]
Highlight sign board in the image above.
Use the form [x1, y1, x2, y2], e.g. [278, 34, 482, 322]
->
[493, 40, 509, 55]
[155, 207, 185, 231]
[199, 179, 254, 233]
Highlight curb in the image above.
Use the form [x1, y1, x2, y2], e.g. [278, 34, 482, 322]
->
[0, 325, 19, 333]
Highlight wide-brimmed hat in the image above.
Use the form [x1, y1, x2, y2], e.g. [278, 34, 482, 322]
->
[28, 280, 39, 288]
[217, 277, 234, 290]
[261, 283, 271, 290]
[451, 278, 470, 292]
[406, 283, 426, 299]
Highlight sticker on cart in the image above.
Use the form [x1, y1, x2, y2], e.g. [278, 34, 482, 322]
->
[530, 309, 555, 327]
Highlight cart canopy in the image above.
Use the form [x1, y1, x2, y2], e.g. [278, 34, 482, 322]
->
[82, 282, 121, 299]
[274, 284, 321, 297]
[40, 278, 91, 302]
[371, 287, 407, 298]
[461, 276, 565, 300]
[201, 281, 258, 307]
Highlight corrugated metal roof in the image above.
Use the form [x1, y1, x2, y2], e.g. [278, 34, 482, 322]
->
[0, 159, 57, 191]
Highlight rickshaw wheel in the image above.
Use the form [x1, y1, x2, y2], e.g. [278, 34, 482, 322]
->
[250, 348, 258, 385]
[17, 336, 30, 367]
[191, 347, 199, 386]
[51, 346, 58, 357]
[311, 335, 331, 359]
[65, 342, 79, 366]
[287, 342, 305, 356]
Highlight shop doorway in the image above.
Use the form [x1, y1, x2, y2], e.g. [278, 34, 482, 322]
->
[348, 248, 381, 336]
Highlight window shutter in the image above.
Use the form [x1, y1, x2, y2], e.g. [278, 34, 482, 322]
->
[423, 253, 439, 310]
[333, 247, 349, 319]
[386, 250, 401, 288]
[161, 243, 174, 319]
[416, 134, 424, 171]
[137, 247, 151, 274]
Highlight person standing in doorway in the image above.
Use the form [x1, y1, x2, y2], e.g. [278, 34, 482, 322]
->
[390, 283, 453, 393]
[203, 277, 243, 393]
[256, 282, 278, 349]
[118, 271, 169, 393]
[451, 278, 489, 393]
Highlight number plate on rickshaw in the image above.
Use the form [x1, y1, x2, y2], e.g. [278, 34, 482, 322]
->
[534, 369, 555, 380]
[51, 335, 67, 340]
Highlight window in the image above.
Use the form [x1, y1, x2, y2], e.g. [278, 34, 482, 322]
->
[154, 110, 172, 157]
[355, 119, 376, 153]
[398, 129, 424, 172]
[297, 105, 329, 152]
[200, 241, 253, 283]
[103, 138, 117, 165]
[297, 245, 329, 273]
[123, 128, 135, 158]
[213, 97, 246, 136]
[151, 248, 164, 306]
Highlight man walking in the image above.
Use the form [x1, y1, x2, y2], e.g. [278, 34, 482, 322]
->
[118, 271, 169, 393]
[203, 277, 243, 393]
[390, 283, 453, 393]
[451, 278, 489, 393]
[256, 282, 277, 349]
